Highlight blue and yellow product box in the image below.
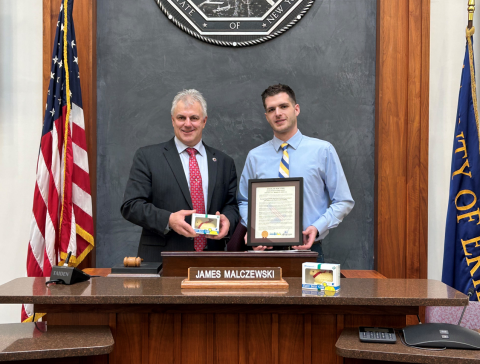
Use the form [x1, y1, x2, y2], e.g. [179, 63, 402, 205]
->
[191, 213, 220, 235]
[302, 263, 340, 292]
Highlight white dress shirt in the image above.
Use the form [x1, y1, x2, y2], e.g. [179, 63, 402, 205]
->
[174, 136, 209, 211]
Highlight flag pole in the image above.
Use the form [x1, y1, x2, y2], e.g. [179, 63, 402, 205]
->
[468, 0, 475, 30]
[466, 0, 480, 154]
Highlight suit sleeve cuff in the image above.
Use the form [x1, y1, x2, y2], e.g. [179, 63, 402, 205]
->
[164, 214, 172, 234]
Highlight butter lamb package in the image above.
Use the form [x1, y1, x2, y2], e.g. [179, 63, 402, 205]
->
[302, 263, 340, 292]
[191, 214, 220, 235]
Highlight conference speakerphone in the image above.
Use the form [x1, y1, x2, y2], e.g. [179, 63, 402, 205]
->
[359, 327, 397, 344]
[402, 323, 480, 350]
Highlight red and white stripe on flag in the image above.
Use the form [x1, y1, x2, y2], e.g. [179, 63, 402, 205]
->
[23, 102, 94, 322]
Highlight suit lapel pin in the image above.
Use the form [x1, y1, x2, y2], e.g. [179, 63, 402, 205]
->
[212, 157, 217, 162]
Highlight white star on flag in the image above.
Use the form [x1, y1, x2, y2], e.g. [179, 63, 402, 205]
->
[53, 56, 58, 64]
[50, 72, 55, 79]
[50, 108, 55, 116]
[71, 40, 76, 48]
[61, 24, 64, 32]
[58, 60, 63, 68]
[74, 56, 78, 64]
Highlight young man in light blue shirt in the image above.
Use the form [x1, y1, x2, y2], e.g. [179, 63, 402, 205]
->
[237, 84, 354, 261]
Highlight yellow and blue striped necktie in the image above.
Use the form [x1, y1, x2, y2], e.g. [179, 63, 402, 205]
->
[279, 142, 289, 178]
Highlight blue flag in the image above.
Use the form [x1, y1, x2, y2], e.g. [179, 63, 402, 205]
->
[442, 28, 480, 302]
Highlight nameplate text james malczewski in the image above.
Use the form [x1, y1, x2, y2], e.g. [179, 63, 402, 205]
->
[188, 267, 282, 281]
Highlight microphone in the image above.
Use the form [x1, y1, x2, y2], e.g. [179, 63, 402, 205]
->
[458, 287, 476, 326]
[48, 251, 91, 285]
[63, 252, 72, 266]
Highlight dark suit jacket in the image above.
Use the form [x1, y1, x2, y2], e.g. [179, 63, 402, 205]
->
[121, 138, 239, 261]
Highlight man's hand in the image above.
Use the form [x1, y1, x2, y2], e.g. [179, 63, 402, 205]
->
[244, 232, 273, 251]
[293, 226, 318, 250]
[168, 210, 197, 238]
[207, 211, 230, 240]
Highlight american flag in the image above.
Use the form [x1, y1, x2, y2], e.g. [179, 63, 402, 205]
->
[22, 0, 94, 322]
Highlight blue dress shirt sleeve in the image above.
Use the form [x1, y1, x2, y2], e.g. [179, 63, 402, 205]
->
[238, 152, 254, 227]
[311, 144, 354, 239]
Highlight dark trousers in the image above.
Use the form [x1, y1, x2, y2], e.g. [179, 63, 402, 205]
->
[310, 242, 324, 263]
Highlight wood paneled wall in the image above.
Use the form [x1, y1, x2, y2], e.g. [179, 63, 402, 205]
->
[42, 0, 430, 277]
[375, 0, 429, 279]
[43, 0, 97, 268]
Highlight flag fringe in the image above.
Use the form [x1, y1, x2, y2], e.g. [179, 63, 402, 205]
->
[22, 313, 46, 323]
[59, 236, 93, 267]
[76, 224, 94, 246]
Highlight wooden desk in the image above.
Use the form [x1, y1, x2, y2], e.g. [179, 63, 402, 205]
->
[161, 251, 318, 277]
[341, 270, 387, 279]
[0, 277, 467, 364]
[83, 268, 111, 277]
[0, 323, 113, 363]
[85, 268, 389, 279]
[336, 328, 480, 363]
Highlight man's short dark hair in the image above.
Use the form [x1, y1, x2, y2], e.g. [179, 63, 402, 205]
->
[261, 84, 297, 109]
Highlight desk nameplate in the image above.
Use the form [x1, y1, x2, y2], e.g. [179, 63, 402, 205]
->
[182, 267, 289, 289]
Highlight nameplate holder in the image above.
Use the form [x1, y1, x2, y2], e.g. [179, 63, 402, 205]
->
[181, 267, 289, 289]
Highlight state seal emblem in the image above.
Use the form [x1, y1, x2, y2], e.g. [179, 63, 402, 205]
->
[154, 0, 314, 47]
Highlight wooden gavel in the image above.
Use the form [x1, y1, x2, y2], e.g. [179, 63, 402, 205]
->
[123, 257, 143, 267]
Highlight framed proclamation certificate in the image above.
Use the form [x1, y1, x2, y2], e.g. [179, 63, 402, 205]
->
[247, 178, 303, 247]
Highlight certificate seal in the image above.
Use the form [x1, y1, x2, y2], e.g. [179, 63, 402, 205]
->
[153, 0, 315, 47]
[262, 231, 268, 238]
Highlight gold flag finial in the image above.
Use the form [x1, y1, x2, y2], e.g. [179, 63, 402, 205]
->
[469, 0, 475, 29]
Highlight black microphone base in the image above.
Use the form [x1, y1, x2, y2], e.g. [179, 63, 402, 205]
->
[50, 266, 90, 285]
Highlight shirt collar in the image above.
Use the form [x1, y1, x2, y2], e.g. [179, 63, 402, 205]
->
[174, 136, 206, 156]
[272, 129, 303, 151]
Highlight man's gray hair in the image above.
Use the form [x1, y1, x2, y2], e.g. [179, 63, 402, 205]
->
[171, 89, 208, 117]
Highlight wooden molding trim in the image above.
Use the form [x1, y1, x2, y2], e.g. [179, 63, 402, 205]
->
[375, 0, 429, 279]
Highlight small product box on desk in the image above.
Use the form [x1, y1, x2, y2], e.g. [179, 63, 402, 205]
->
[191, 213, 220, 235]
[302, 263, 340, 292]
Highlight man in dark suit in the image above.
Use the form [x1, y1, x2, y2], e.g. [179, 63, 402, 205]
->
[121, 89, 239, 261]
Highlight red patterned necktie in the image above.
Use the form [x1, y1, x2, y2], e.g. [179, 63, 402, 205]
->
[186, 148, 207, 251]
